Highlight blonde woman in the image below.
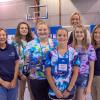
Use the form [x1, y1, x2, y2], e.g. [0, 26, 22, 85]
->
[25, 21, 57, 100]
[73, 25, 96, 100]
[68, 12, 91, 45]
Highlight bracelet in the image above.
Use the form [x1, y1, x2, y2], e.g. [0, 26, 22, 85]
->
[20, 74, 23, 78]
[66, 89, 71, 93]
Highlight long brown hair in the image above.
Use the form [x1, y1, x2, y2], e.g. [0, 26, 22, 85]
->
[72, 24, 89, 50]
[91, 24, 100, 48]
[15, 22, 33, 44]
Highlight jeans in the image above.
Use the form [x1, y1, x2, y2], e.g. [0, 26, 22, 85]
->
[0, 85, 18, 100]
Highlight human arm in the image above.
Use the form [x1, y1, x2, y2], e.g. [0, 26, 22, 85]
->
[85, 45, 96, 94]
[0, 78, 11, 89]
[10, 59, 19, 88]
[46, 67, 63, 98]
[85, 61, 94, 94]
[63, 66, 79, 97]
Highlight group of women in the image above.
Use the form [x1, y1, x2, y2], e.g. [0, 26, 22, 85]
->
[0, 12, 100, 100]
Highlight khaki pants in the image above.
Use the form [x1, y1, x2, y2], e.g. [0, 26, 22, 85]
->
[92, 76, 100, 100]
[18, 79, 34, 100]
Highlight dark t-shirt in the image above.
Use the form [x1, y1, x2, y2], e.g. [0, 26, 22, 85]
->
[94, 47, 100, 76]
[0, 44, 19, 82]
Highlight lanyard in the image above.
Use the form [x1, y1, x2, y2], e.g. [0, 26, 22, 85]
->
[39, 39, 51, 59]
[57, 46, 69, 61]
[18, 42, 26, 64]
[56, 46, 70, 76]
[35, 39, 51, 71]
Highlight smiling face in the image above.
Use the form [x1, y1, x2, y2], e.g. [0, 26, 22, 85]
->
[37, 24, 49, 40]
[73, 25, 88, 49]
[94, 27, 100, 44]
[71, 13, 81, 27]
[0, 29, 7, 45]
[19, 23, 28, 36]
[74, 27, 85, 42]
[57, 29, 68, 45]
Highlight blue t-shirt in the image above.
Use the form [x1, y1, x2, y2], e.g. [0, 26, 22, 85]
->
[25, 38, 58, 80]
[94, 47, 100, 76]
[45, 46, 80, 96]
[0, 44, 19, 82]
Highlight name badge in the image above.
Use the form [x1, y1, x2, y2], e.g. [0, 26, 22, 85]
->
[58, 58, 69, 72]
[59, 64, 67, 71]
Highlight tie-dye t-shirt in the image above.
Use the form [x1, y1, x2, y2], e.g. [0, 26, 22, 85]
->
[25, 38, 57, 80]
[12, 40, 27, 72]
[45, 46, 80, 96]
[76, 44, 96, 74]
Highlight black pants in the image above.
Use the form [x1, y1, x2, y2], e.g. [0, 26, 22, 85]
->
[49, 95, 74, 100]
[30, 79, 49, 100]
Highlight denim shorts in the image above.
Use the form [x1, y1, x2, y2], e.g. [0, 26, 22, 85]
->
[76, 74, 89, 88]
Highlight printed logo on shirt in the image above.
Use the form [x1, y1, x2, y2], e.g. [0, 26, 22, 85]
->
[9, 52, 15, 57]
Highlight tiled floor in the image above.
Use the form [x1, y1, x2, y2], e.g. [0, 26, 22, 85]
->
[24, 87, 31, 100]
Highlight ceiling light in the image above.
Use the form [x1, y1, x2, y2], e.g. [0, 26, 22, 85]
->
[0, 0, 12, 2]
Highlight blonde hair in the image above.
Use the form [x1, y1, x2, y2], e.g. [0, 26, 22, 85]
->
[70, 12, 81, 25]
[36, 20, 50, 35]
[72, 24, 89, 50]
[92, 24, 100, 48]
[36, 20, 49, 29]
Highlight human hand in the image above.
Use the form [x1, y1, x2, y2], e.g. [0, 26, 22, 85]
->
[84, 86, 91, 94]
[2, 81, 11, 89]
[54, 89, 63, 98]
[10, 79, 16, 88]
[20, 74, 27, 81]
[63, 90, 70, 98]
